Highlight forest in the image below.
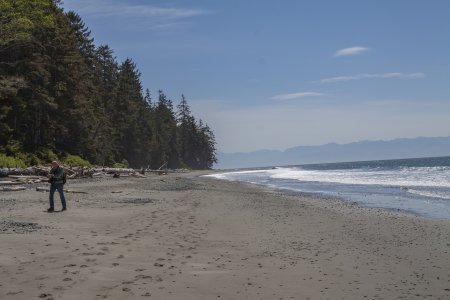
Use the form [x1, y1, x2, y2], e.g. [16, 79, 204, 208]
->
[0, 0, 217, 169]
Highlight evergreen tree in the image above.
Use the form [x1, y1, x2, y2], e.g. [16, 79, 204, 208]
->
[92, 45, 119, 165]
[111, 58, 145, 165]
[196, 120, 217, 169]
[176, 96, 217, 169]
[177, 94, 195, 167]
[65, 11, 96, 68]
[154, 91, 179, 168]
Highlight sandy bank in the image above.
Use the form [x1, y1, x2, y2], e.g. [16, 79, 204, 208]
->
[1, 172, 449, 299]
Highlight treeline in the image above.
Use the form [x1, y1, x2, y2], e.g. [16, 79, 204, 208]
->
[0, 0, 217, 169]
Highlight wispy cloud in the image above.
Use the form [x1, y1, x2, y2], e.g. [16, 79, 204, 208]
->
[148, 21, 192, 31]
[334, 46, 370, 57]
[270, 92, 325, 100]
[62, 0, 212, 33]
[319, 72, 425, 83]
[72, 1, 210, 19]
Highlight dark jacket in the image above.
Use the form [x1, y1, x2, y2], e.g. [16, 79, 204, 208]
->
[49, 166, 65, 184]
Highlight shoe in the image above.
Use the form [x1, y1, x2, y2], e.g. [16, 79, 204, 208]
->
[61, 207, 67, 211]
[47, 208, 54, 213]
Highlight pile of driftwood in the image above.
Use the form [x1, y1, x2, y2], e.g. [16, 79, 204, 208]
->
[0, 166, 144, 178]
[0, 166, 146, 192]
[0, 175, 46, 191]
[0, 162, 191, 192]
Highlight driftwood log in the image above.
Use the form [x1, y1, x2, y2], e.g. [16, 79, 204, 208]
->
[0, 181, 26, 186]
[0, 167, 48, 177]
[8, 175, 45, 180]
[0, 186, 27, 192]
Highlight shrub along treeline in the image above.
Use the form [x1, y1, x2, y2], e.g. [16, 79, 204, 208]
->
[0, 0, 217, 169]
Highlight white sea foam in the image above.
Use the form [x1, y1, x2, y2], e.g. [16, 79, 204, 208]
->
[274, 167, 450, 187]
[210, 166, 450, 188]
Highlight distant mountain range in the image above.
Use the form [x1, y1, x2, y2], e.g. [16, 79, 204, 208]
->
[215, 136, 450, 169]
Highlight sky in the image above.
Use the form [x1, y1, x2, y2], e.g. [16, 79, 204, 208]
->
[60, 0, 450, 153]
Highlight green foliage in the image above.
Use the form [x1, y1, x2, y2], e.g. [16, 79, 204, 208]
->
[0, 0, 55, 46]
[112, 160, 129, 168]
[15, 152, 42, 166]
[36, 147, 58, 162]
[0, 1, 217, 169]
[0, 153, 27, 168]
[26, 153, 42, 166]
[2, 139, 23, 156]
[63, 154, 92, 167]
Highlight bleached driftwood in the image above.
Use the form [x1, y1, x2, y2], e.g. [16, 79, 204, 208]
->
[8, 175, 47, 184]
[0, 181, 26, 186]
[8, 175, 45, 180]
[0, 186, 27, 192]
[130, 172, 147, 178]
[92, 167, 135, 174]
[0, 167, 47, 177]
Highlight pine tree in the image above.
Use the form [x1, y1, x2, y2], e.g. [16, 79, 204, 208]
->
[154, 91, 179, 168]
[177, 94, 195, 167]
[176, 95, 217, 169]
[196, 121, 217, 169]
[91, 45, 119, 165]
[65, 11, 96, 68]
[110, 58, 145, 165]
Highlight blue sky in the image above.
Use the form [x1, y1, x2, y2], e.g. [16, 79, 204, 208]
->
[61, 0, 450, 153]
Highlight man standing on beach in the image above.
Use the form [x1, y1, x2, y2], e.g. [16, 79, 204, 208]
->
[47, 161, 66, 212]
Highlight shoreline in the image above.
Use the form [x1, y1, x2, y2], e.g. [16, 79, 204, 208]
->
[206, 172, 437, 222]
[1, 172, 450, 299]
[206, 166, 450, 221]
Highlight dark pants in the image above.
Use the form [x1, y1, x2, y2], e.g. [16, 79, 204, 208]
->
[49, 183, 66, 210]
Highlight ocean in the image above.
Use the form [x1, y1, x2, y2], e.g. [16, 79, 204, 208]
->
[207, 156, 450, 219]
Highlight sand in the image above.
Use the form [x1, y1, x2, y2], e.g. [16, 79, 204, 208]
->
[1, 171, 450, 299]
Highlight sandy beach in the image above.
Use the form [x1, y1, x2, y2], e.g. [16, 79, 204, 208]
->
[1, 171, 450, 299]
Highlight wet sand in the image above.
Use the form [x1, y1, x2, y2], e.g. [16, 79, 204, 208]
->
[1, 172, 450, 299]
